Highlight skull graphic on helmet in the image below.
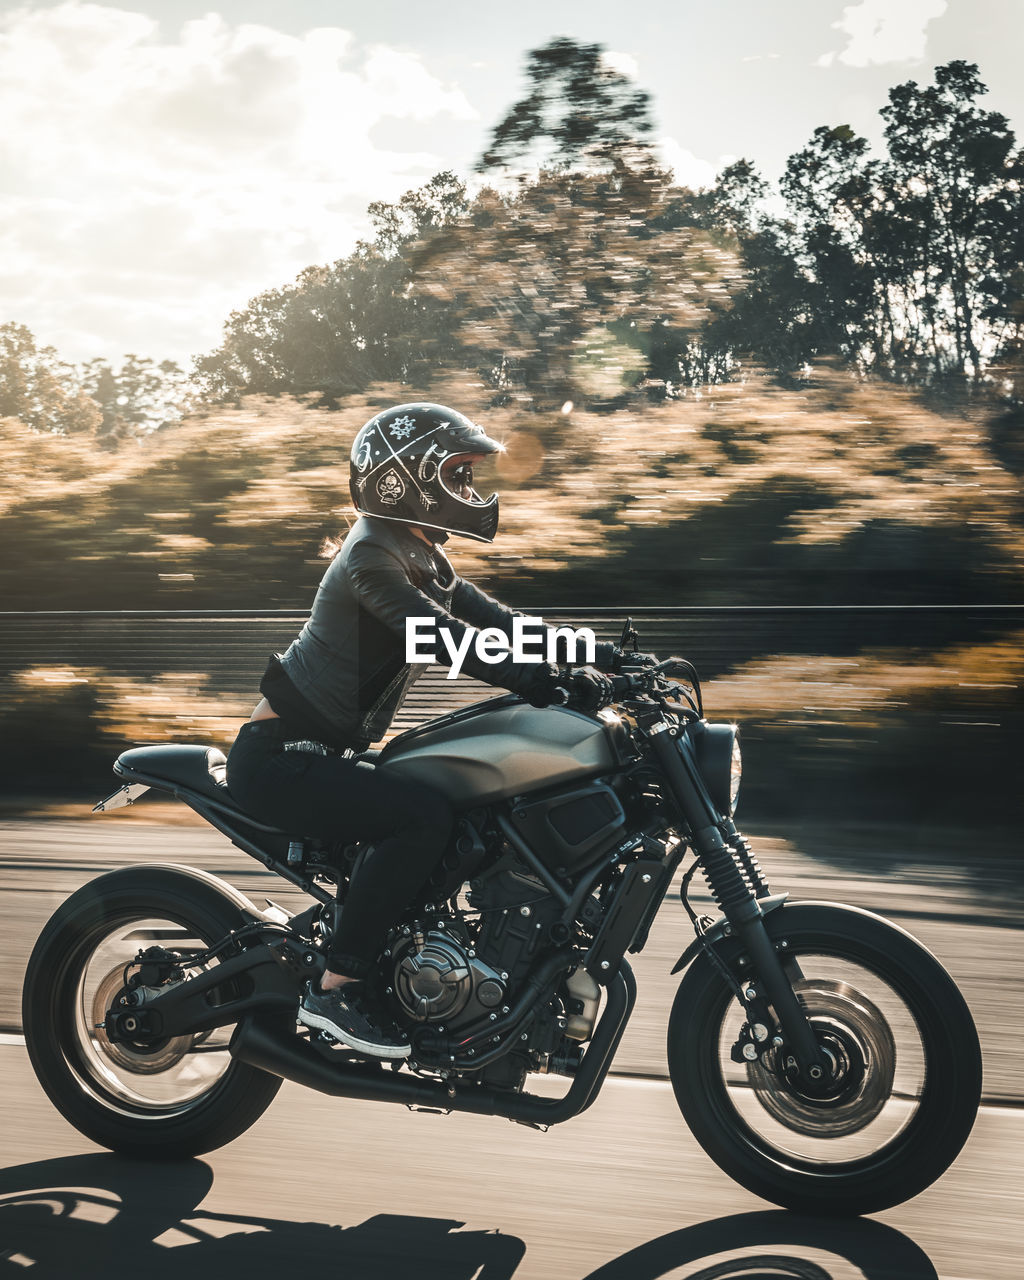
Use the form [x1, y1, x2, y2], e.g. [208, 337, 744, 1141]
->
[376, 470, 406, 505]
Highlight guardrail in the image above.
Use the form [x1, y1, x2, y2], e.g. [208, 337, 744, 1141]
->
[2, 605, 1020, 818]
[2, 604, 1021, 731]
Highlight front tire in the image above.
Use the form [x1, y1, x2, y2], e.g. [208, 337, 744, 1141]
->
[667, 901, 982, 1215]
[22, 865, 286, 1158]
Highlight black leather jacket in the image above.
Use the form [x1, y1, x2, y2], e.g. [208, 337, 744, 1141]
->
[261, 516, 613, 749]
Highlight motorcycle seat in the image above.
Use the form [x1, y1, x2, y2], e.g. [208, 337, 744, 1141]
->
[114, 744, 294, 837]
[115, 744, 230, 802]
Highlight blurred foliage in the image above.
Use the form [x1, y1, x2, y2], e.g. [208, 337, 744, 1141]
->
[186, 54, 1023, 407]
[2, 49, 1022, 427]
[0, 323, 191, 444]
[0, 369, 1020, 610]
[80, 355, 194, 446]
[0, 665, 246, 792]
[412, 167, 740, 406]
[711, 632, 1024, 820]
[2, 634, 1021, 824]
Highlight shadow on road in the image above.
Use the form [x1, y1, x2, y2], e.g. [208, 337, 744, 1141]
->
[0, 1153, 525, 1279]
[0, 1154, 939, 1280]
[580, 1208, 939, 1280]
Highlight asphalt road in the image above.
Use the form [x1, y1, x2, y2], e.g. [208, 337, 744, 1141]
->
[1, 815, 1021, 1278]
[1, 1043, 1021, 1279]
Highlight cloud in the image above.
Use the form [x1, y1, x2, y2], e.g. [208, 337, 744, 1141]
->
[817, 0, 947, 68]
[658, 138, 735, 191]
[0, 3, 476, 363]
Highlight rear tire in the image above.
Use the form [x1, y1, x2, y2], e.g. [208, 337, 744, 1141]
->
[667, 901, 982, 1215]
[22, 865, 286, 1157]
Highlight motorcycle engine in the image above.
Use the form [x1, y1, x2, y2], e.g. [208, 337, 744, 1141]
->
[389, 924, 508, 1032]
[388, 863, 563, 1035]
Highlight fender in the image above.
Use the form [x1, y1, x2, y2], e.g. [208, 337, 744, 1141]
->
[670, 896, 943, 975]
[123, 861, 291, 926]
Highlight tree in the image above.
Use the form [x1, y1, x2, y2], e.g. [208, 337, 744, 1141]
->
[881, 61, 1020, 380]
[767, 63, 1022, 383]
[780, 125, 887, 367]
[367, 171, 469, 256]
[194, 174, 468, 402]
[478, 37, 657, 175]
[0, 323, 100, 435]
[651, 160, 817, 382]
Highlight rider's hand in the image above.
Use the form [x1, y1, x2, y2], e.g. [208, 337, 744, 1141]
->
[525, 663, 563, 708]
[560, 666, 615, 714]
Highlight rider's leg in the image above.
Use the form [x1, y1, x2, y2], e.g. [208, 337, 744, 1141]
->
[321, 762, 452, 974]
[227, 721, 454, 1053]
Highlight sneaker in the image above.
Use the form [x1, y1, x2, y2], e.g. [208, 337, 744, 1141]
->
[298, 981, 410, 1060]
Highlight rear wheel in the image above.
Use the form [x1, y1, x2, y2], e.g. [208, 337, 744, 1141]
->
[22, 865, 286, 1157]
[667, 902, 982, 1215]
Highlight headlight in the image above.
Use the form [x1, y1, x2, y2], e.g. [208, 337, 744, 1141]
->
[730, 732, 742, 814]
[690, 722, 741, 817]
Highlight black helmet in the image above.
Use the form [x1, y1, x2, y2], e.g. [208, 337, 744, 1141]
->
[349, 403, 503, 542]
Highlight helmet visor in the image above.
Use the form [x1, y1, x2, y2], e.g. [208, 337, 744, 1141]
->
[439, 454, 494, 505]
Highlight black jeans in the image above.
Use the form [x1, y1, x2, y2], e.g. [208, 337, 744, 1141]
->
[227, 719, 453, 979]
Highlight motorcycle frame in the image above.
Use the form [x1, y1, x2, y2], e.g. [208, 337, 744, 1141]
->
[101, 762, 658, 1122]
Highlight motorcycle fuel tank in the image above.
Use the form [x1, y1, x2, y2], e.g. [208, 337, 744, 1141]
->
[379, 698, 618, 805]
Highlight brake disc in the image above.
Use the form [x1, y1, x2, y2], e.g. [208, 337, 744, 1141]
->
[746, 977, 897, 1138]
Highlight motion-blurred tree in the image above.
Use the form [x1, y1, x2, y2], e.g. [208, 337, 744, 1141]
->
[412, 39, 739, 402]
[413, 168, 739, 404]
[0, 323, 100, 435]
[478, 37, 657, 175]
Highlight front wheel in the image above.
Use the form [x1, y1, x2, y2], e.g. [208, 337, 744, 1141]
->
[22, 865, 286, 1157]
[667, 901, 982, 1216]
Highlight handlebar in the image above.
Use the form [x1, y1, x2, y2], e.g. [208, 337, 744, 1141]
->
[551, 656, 703, 717]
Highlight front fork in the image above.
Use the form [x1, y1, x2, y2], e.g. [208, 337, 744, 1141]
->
[649, 722, 828, 1080]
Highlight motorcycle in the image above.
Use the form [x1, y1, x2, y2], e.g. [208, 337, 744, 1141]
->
[22, 625, 982, 1216]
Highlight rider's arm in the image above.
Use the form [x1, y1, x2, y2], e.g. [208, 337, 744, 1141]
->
[450, 576, 620, 669]
[347, 539, 557, 700]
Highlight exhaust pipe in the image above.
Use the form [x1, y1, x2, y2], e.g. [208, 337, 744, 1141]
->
[231, 962, 635, 1125]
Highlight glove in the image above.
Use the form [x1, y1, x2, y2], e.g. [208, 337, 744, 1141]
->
[524, 663, 563, 709]
[611, 648, 659, 672]
[560, 666, 615, 714]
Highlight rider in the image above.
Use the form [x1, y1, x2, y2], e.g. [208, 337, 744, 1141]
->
[227, 403, 625, 1060]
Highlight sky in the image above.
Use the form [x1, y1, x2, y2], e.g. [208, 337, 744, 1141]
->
[1, 0, 1021, 369]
